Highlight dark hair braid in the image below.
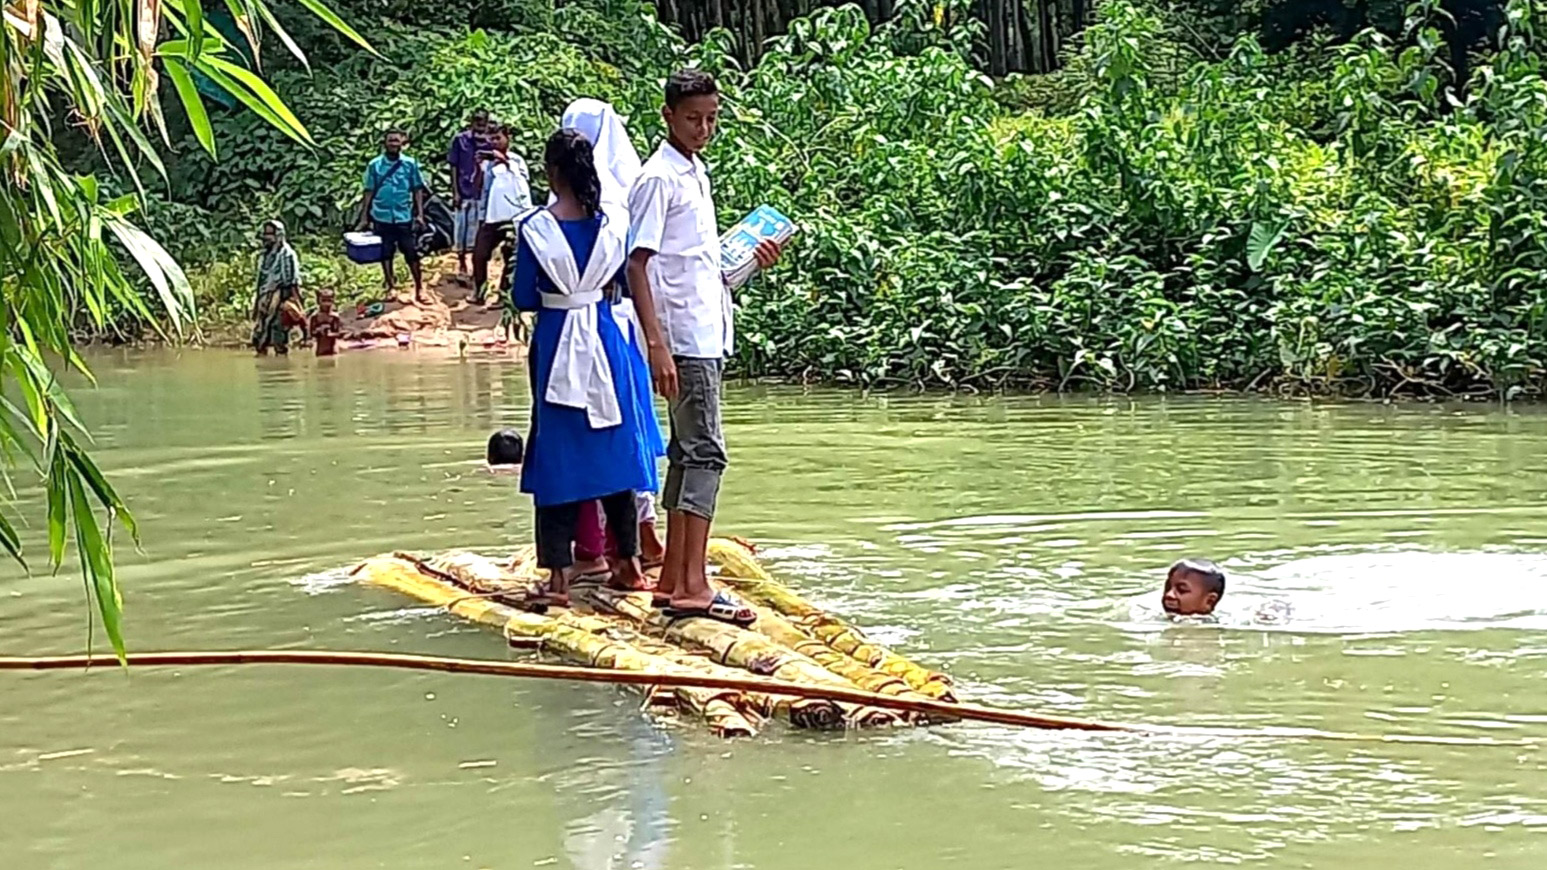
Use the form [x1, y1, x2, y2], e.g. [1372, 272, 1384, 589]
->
[545, 128, 603, 219]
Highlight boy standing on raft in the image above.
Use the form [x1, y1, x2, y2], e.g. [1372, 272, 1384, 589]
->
[626, 70, 783, 625]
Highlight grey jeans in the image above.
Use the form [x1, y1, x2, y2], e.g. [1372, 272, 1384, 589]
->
[661, 356, 727, 520]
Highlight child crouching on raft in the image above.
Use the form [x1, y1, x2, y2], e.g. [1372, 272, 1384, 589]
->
[508, 128, 659, 608]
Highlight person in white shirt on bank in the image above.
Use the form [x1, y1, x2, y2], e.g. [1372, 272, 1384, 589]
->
[472, 122, 532, 305]
[625, 69, 782, 626]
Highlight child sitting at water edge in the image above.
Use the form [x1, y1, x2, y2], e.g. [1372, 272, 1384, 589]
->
[1162, 558, 1226, 617]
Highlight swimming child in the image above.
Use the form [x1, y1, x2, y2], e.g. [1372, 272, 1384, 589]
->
[1161, 558, 1226, 617]
[309, 289, 343, 357]
[487, 428, 525, 471]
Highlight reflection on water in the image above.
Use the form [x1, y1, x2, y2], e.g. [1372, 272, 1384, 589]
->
[4, 349, 1547, 868]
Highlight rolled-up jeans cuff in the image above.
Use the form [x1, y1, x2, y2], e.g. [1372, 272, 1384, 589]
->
[661, 466, 720, 520]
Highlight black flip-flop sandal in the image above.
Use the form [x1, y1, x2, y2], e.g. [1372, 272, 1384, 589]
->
[663, 592, 756, 628]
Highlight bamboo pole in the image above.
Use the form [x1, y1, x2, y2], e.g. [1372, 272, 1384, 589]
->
[706, 539, 957, 700]
[1, 651, 1532, 749]
[495, 541, 946, 714]
[588, 586, 908, 728]
[390, 551, 853, 730]
[352, 557, 759, 738]
[579, 612, 846, 730]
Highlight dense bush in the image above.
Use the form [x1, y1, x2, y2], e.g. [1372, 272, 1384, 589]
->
[155, 0, 1547, 397]
[725, 0, 1547, 396]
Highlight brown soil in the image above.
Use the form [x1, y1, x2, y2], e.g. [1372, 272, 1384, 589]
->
[338, 255, 515, 354]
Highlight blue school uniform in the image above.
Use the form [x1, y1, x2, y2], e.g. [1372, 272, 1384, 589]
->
[511, 212, 660, 507]
[614, 294, 667, 462]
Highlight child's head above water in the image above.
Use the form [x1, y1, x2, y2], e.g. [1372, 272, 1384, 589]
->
[486, 428, 524, 467]
[1162, 558, 1226, 616]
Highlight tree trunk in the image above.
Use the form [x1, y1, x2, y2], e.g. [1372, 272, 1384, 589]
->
[648, 0, 1092, 74]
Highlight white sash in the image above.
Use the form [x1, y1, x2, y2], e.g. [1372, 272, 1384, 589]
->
[522, 211, 626, 429]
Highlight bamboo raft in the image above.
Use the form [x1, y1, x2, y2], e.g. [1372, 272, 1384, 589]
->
[352, 538, 957, 737]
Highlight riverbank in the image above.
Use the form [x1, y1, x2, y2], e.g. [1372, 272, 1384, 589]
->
[198, 253, 515, 354]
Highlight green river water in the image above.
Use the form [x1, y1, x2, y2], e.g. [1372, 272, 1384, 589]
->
[4, 349, 1547, 868]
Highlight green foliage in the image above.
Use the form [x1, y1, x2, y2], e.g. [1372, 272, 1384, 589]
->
[715, 0, 1547, 396]
[2, 0, 366, 658]
[138, 0, 1547, 398]
[165, 5, 679, 236]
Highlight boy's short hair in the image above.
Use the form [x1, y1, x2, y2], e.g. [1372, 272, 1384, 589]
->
[666, 68, 718, 108]
[487, 428, 524, 465]
[1170, 558, 1226, 597]
[384, 127, 407, 140]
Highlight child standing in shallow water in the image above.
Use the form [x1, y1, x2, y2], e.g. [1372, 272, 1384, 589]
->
[309, 289, 342, 357]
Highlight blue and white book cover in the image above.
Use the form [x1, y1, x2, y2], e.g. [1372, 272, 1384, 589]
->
[721, 204, 797, 289]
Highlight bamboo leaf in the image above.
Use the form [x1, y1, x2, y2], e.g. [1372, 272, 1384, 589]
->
[193, 58, 309, 143]
[0, 510, 22, 569]
[68, 471, 125, 662]
[184, 0, 204, 61]
[162, 57, 216, 156]
[47, 449, 67, 566]
[104, 216, 194, 330]
[136, 0, 161, 62]
[292, 0, 376, 56]
[253, 1, 309, 71]
[202, 55, 308, 139]
[64, 438, 140, 543]
[222, 0, 261, 66]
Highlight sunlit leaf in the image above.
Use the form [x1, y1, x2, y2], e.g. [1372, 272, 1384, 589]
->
[104, 215, 193, 330]
[293, 0, 376, 56]
[252, 1, 309, 71]
[68, 470, 125, 662]
[162, 57, 215, 156]
[193, 57, 310, 143]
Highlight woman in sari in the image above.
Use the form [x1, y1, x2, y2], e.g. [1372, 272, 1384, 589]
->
[251, 219, 302, 355]
[511, 128, 659, 607]
[559, 98, 667, 575]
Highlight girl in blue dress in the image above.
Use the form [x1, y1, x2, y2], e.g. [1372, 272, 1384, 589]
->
[511, 129, 660, 607]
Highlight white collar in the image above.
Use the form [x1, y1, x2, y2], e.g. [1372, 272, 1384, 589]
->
[660, 142, 705, 177]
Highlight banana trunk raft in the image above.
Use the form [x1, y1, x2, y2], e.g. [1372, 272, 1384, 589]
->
[351, 539, 956, 737]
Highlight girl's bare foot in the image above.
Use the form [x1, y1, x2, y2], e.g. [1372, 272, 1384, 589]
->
[607, 557, 653, 593]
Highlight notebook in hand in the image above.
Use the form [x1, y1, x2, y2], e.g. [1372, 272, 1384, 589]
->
[720, 204, 798, 290]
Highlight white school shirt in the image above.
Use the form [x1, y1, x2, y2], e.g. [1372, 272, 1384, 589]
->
[481, 154, 532, 225]
[627, 143, 730, 359]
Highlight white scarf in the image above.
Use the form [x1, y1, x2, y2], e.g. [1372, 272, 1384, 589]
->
[560, 98, 646, 357]
[522, 210, 626, 429]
